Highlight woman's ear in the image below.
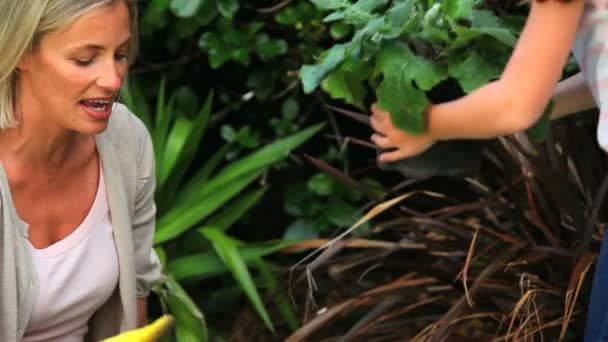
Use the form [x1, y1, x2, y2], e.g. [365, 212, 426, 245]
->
[16, 51, 32, 72]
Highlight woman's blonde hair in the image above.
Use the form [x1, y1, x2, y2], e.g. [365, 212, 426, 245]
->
[0, 0, 138, 129]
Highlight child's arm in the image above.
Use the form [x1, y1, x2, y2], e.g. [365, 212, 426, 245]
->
[551, 72, 597, 119]
[371, 0, 586, 161]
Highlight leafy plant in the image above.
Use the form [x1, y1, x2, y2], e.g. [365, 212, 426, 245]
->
[302, 0, 517, 125]
[300, 0, 553, 177]
[121, 78, 323, 339]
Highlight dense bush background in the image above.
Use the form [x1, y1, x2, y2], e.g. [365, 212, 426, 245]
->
[128, 1, 606, 340]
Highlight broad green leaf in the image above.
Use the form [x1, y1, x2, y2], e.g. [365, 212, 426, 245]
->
[155, 170, 263, 244]
[321, 59, 372, 109]
[527, 100, 554, 143]
[320, 0, 388, 26]
[384, 2, 415, 38]
[353, 0, 389, 12]
[216, 0, 238, 19]
[443, 0, 476, 19]
[450, 24, 484, 50]
[162, 276, 208, 341]
[448, 52, 501, 93]
[375, 41, 447, 91]
[376, 80, 427, 134]
[471, 10, 517, 46]
[301, 43, 351, 93]
[170, 0, 203, 18]
[201, 228, 275, 332]
[168, 239, 295, 280]
[374, 41, 447, 133]
[310, 0, 348, 11]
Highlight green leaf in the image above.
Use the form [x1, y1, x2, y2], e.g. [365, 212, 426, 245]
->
[255, 34, 288, 61]
[170, 0, 203, 18]
[283, 219, 319, 241]
[199, 32, 231, 69]
[159, 117, 193, 187]
[374, 41, 447, 133]
[448, 52, 501, 93]
[376, 41, 447, 91]
[471, 10, 517, 46]
[330, 23, 352, 40]
[281, 98, 300, 119]
[173, 123, 323, 210]
[156, 93, 213, 212]
[384, 2, 415, 38]
[310, 0, 348, 11]
[307, 173, 334, 196]
[326, 201, 358, 226]
[527, 100, 554, 143]
[155, 170, 263, 244]
[301, 43, 351, 93]
[168, 239, 295, 280]
[216, 0, 239, 19]
[201, 228, 275, 332]
[153, 79, 176, 181]
[162, 276, 208, 341]
[181, 141, 234, 191]
[317, 0, 388, 26]
[443, 0, 476, 19]
[321, 59, 372, 109]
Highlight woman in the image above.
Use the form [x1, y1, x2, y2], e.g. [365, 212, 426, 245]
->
[370, 0, 608, 340]
[0, 0, 161, 341]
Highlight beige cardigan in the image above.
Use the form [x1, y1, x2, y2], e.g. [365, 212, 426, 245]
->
[0, 104, 162, 341]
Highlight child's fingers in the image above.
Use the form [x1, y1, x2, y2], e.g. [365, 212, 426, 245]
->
[379, 148, 410, 162]
[371, 133, 395, 148]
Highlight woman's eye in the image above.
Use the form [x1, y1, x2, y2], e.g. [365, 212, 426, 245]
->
[115, 53, 129, 62]
[74, 58, 94, 67]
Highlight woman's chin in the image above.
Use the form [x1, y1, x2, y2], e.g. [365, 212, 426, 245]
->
[75, 120, 110, 136]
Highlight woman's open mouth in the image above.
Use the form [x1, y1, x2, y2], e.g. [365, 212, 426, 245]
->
[79, 98, 113, 119]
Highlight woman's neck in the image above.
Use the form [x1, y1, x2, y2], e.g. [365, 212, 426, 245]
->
[0, 105, 88, 174]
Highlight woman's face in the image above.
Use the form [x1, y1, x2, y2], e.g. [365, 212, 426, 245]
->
[17, 0, 132, 135]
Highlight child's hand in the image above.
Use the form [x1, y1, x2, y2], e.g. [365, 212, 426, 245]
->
[370, 104, 436, 162]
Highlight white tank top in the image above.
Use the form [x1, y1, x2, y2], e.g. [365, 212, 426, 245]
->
[22, 165, 119, 342]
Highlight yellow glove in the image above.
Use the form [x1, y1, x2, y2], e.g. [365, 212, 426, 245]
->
[102, 315, 174, 342]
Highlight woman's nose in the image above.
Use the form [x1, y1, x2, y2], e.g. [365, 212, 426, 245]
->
[96, 61, 124, 92]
